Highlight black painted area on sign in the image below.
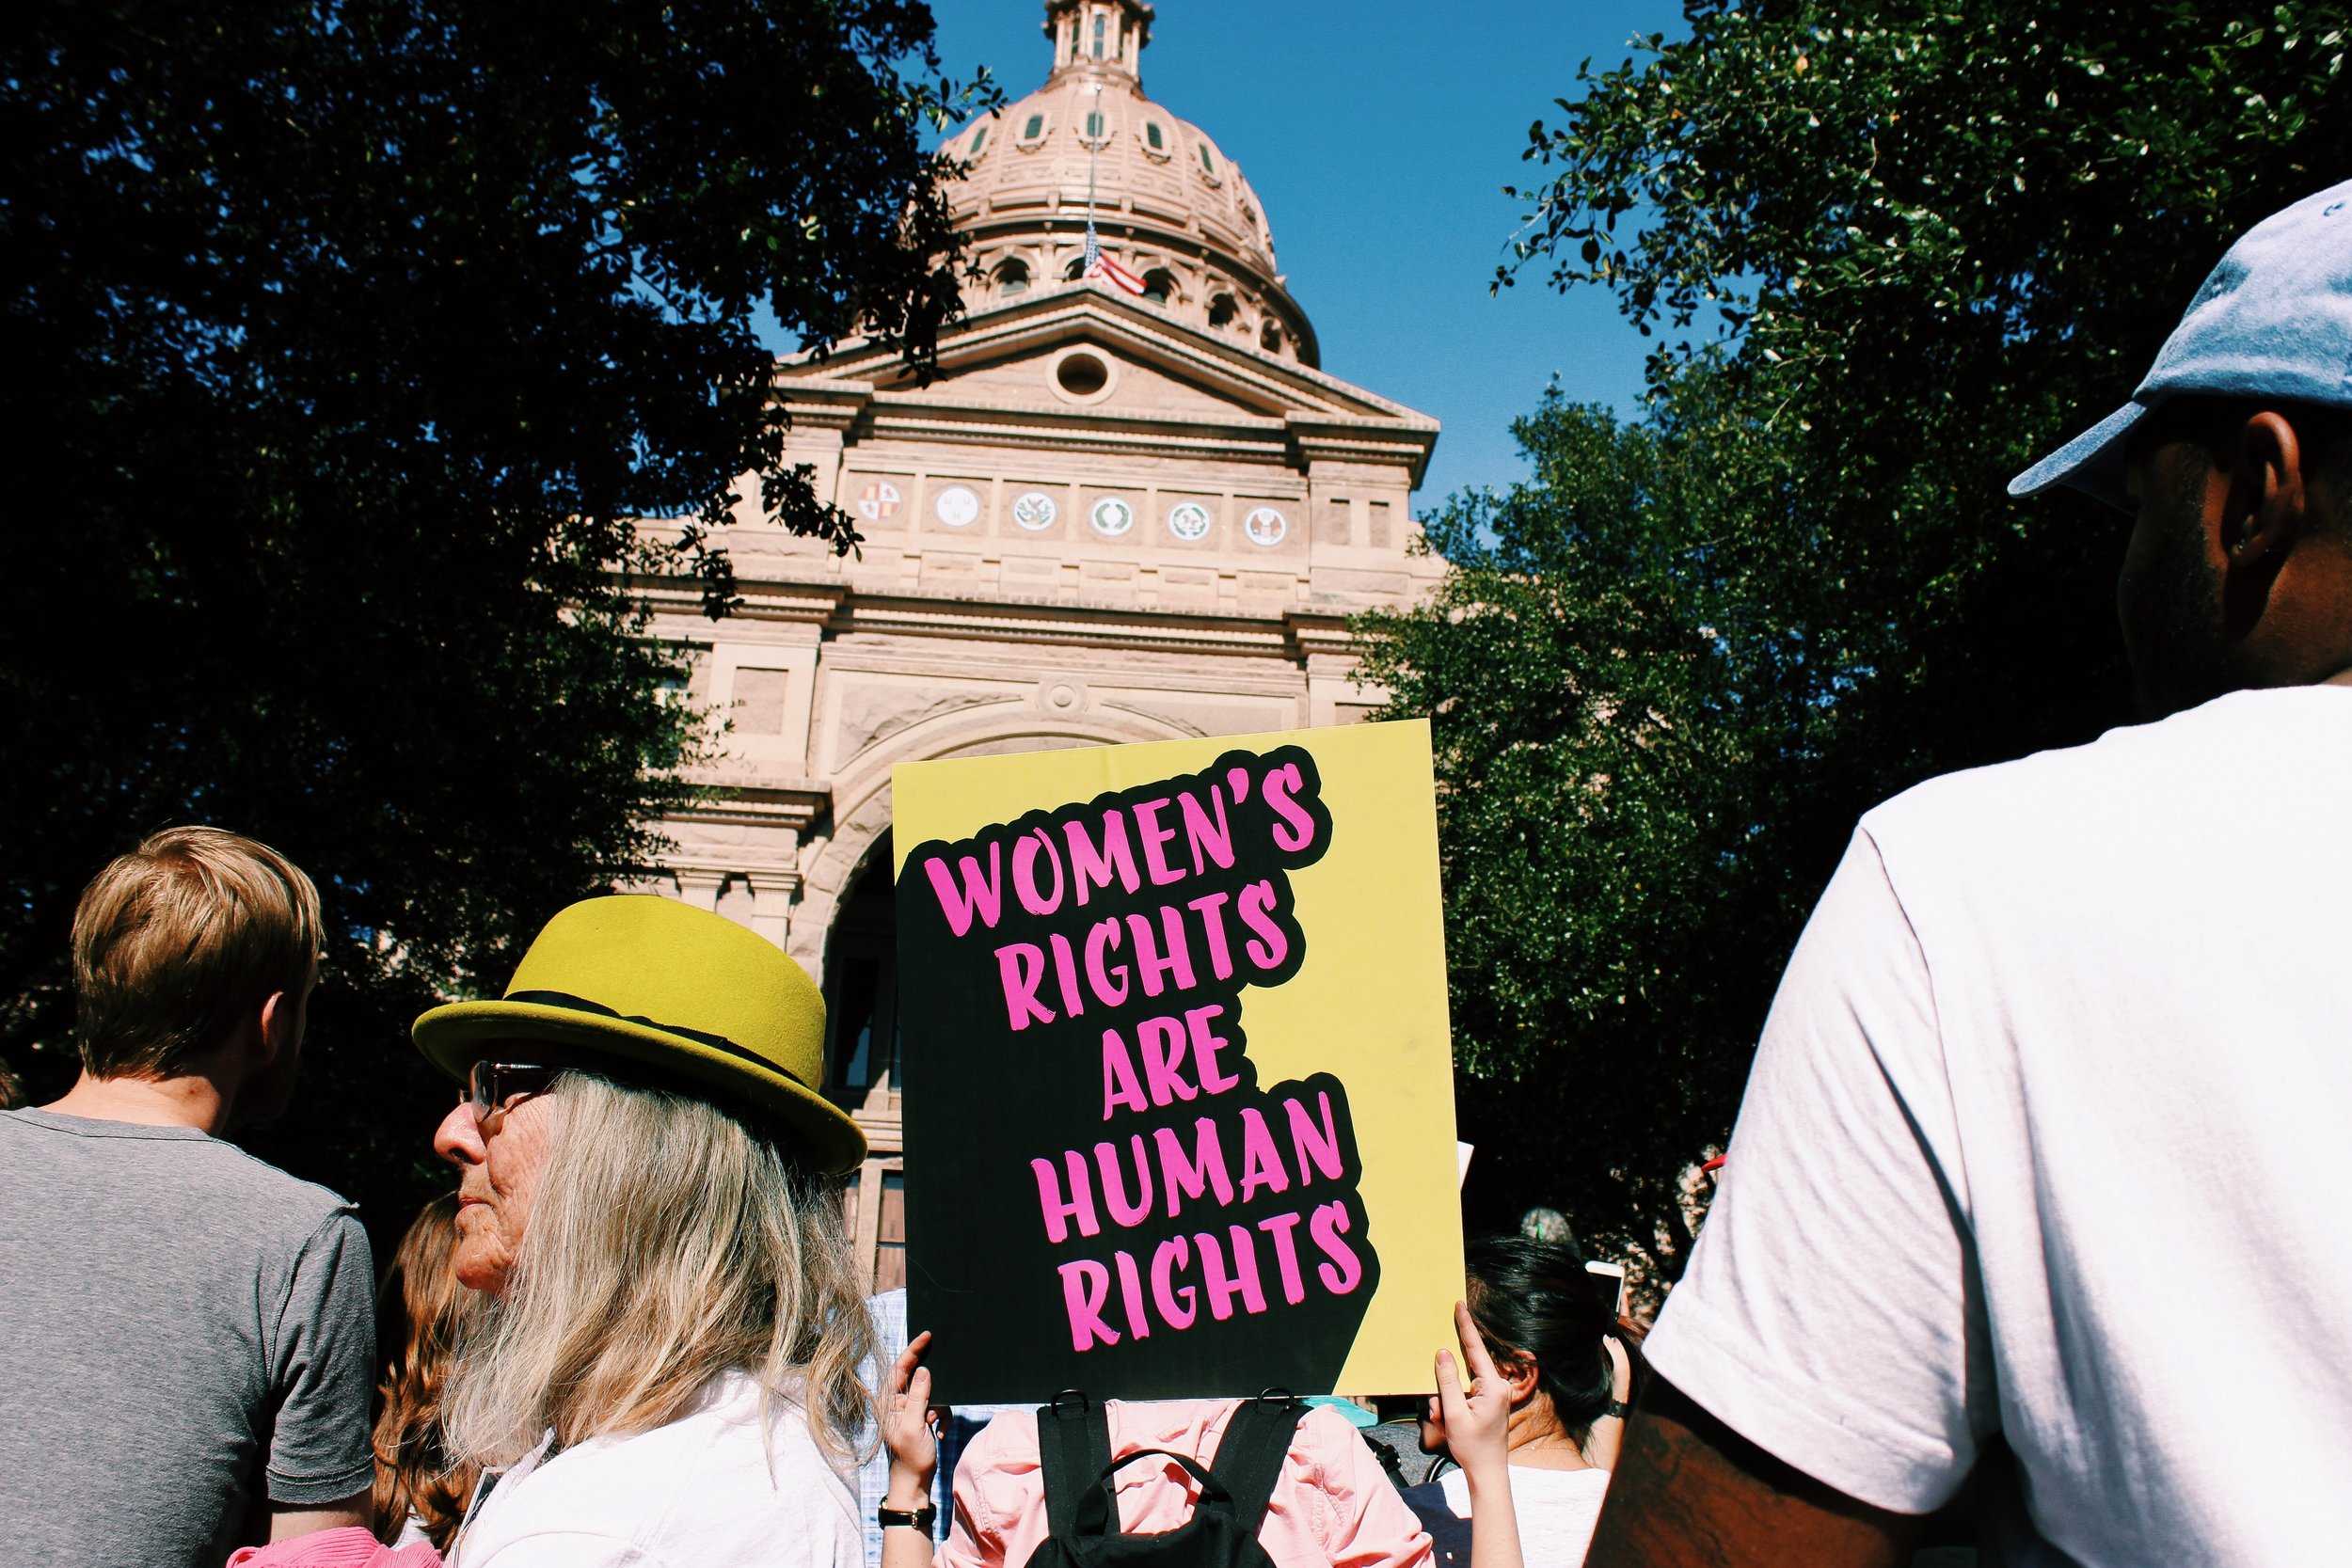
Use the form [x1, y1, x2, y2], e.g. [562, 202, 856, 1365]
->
[898, 746, 1380, 1404]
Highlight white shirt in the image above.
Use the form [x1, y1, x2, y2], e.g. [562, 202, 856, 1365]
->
[1402, 1465, 1609, 1568]
[1646, 688, 2352, 1565]
[452, 1370, 861, 1568]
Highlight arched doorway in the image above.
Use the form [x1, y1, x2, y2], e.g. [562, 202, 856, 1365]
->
[805, 721, 1200, 1291]
[823, 832, 908, 1291]
[822, 829, 898, 1113]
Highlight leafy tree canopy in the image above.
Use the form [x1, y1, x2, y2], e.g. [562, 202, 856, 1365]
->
[1361, 1, 2351, 1279]
[0, 0, 993, 1232]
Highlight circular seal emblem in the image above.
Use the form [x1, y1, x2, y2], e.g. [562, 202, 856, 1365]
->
[1243, 505, 1288, 547]
[856, 480, 901, 521]
[1011, 491, 1059, 531]
[1089, 498, 1135, 537]
[932, 484, 980, 528]
[1166, 501, 1212, 542]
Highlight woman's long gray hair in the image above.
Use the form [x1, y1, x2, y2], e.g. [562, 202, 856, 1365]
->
[441, 1071, 873, 1469]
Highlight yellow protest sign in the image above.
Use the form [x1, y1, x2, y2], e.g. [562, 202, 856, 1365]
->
[893, 720, 1462, 1402]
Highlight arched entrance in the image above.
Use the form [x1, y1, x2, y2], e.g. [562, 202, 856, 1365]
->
[822, 831, 907, 1291]
[805, 716, 1208, 1291]
[822, 828, 898, 1113]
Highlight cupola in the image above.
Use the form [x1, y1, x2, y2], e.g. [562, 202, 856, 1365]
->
[935, 0, 1318, 367]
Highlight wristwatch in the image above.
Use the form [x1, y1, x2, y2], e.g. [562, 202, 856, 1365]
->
[877, 1502, 938, 1532]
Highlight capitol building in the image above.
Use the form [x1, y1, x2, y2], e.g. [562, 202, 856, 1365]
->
[640, 0, 1441, 1289]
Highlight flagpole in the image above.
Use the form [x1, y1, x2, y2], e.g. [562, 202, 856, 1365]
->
[1085, 81, 1102, 269]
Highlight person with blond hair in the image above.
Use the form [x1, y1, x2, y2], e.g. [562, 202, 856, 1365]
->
[410, 895, 875, 1567]
[372, 1193, 479, 1552]
[0, 826, 377, 1566]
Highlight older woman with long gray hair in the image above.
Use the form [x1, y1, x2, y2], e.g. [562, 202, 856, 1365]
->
[411, 895, 875, 1568]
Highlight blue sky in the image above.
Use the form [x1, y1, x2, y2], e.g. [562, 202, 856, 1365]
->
[917, 0, 1692, 509]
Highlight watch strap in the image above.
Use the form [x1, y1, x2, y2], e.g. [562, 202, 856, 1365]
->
[877, 1501, 938, 1532]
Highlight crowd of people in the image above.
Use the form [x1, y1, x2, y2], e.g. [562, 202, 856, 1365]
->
[3, 182, 2348, 1568]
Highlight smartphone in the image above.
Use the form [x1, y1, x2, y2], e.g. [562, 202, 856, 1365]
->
[1585, 1259, 1627, 1320]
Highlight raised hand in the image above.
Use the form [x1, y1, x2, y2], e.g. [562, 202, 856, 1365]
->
[1435, 1300, 1512, 1480]
[1437, 1301, 1525, 1568]
[882, 1329, 941, 1498]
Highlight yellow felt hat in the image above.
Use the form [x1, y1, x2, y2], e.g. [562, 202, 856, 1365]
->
[411, 895, 865, 1175]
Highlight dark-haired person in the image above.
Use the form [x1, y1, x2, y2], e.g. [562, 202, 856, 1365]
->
[1589, 182, 2352, 1567]
[372, 1193, 478, 1552]
[1406, 1237, 1630, 1568]
[0, 828, 376, 1566]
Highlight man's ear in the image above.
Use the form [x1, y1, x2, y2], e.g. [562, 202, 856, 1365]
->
[2216, 409, 2309, 639]
[256, 990, 294, 1065]
[2224, 411, 2309, 565]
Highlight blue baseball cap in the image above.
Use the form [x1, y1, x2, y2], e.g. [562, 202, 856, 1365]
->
[2009, 178, 2352, 511]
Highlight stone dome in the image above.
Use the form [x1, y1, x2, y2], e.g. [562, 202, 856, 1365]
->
[937, 0, 1317, 367]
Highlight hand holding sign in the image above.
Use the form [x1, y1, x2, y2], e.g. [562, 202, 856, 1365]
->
[881, 1330, 940, 1499]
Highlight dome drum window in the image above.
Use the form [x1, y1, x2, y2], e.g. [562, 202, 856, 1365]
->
[1141, 269, 1176, 306]
[994, 259, 1030, 297]
[1140, 121, 1168, 160]
[1082, 110, 1107, 146]
[1207, 293, 1238, 328]
[1260, 320, 1283, 353]
[1018, 113, 1049, 146]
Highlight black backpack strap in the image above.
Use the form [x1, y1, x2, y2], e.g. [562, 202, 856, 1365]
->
[1076, 1449, 1229, 1539]
[1038, 1392, 1115, 1542]
[1206, 1395, 1307, 1539]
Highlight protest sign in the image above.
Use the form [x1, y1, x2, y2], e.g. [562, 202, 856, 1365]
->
[893, 720, 1462, 1403]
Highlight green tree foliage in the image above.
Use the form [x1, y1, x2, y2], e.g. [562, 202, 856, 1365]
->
[1359, 3, 2352, 1275]
[0, 0, 992, 1232]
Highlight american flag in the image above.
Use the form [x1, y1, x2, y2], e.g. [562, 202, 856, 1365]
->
[1082, 222, 1149, 296]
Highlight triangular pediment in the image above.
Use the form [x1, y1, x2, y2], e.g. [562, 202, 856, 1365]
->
[921, 334, 1290, 420]
[780, 285, 1436, 432]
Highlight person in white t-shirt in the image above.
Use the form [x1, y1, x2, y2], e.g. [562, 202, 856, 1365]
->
[1406, 1237, 1631, 1568]
[1588, 182, 2352, 1568]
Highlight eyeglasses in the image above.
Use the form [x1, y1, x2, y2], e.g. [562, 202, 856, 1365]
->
[463, 1060, 560, 1135]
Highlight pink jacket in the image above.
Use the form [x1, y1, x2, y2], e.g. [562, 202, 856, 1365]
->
[939, 1401, 1432, 1568]
[227, 1526, 442, 1567]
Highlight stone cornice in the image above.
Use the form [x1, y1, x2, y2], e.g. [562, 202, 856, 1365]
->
[831, 592, 1298, 658]
[1285, 416, 1439, 488]
[773, 381, 871, 432]
[1283, 608, 1364, 655]
[632, 576, 846, 626]
[857, 399, 1298, 469]
[643, 571, 1384, 666]
[672, 775, 831, 832]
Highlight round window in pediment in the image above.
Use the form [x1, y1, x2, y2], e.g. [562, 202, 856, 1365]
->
[1056, 350, 1109, 398]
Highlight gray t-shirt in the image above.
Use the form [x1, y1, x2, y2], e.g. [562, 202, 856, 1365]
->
[0, 1107, 377, 1568]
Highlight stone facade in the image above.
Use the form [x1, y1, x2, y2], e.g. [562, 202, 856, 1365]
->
[637, 0, 1440, 1290]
